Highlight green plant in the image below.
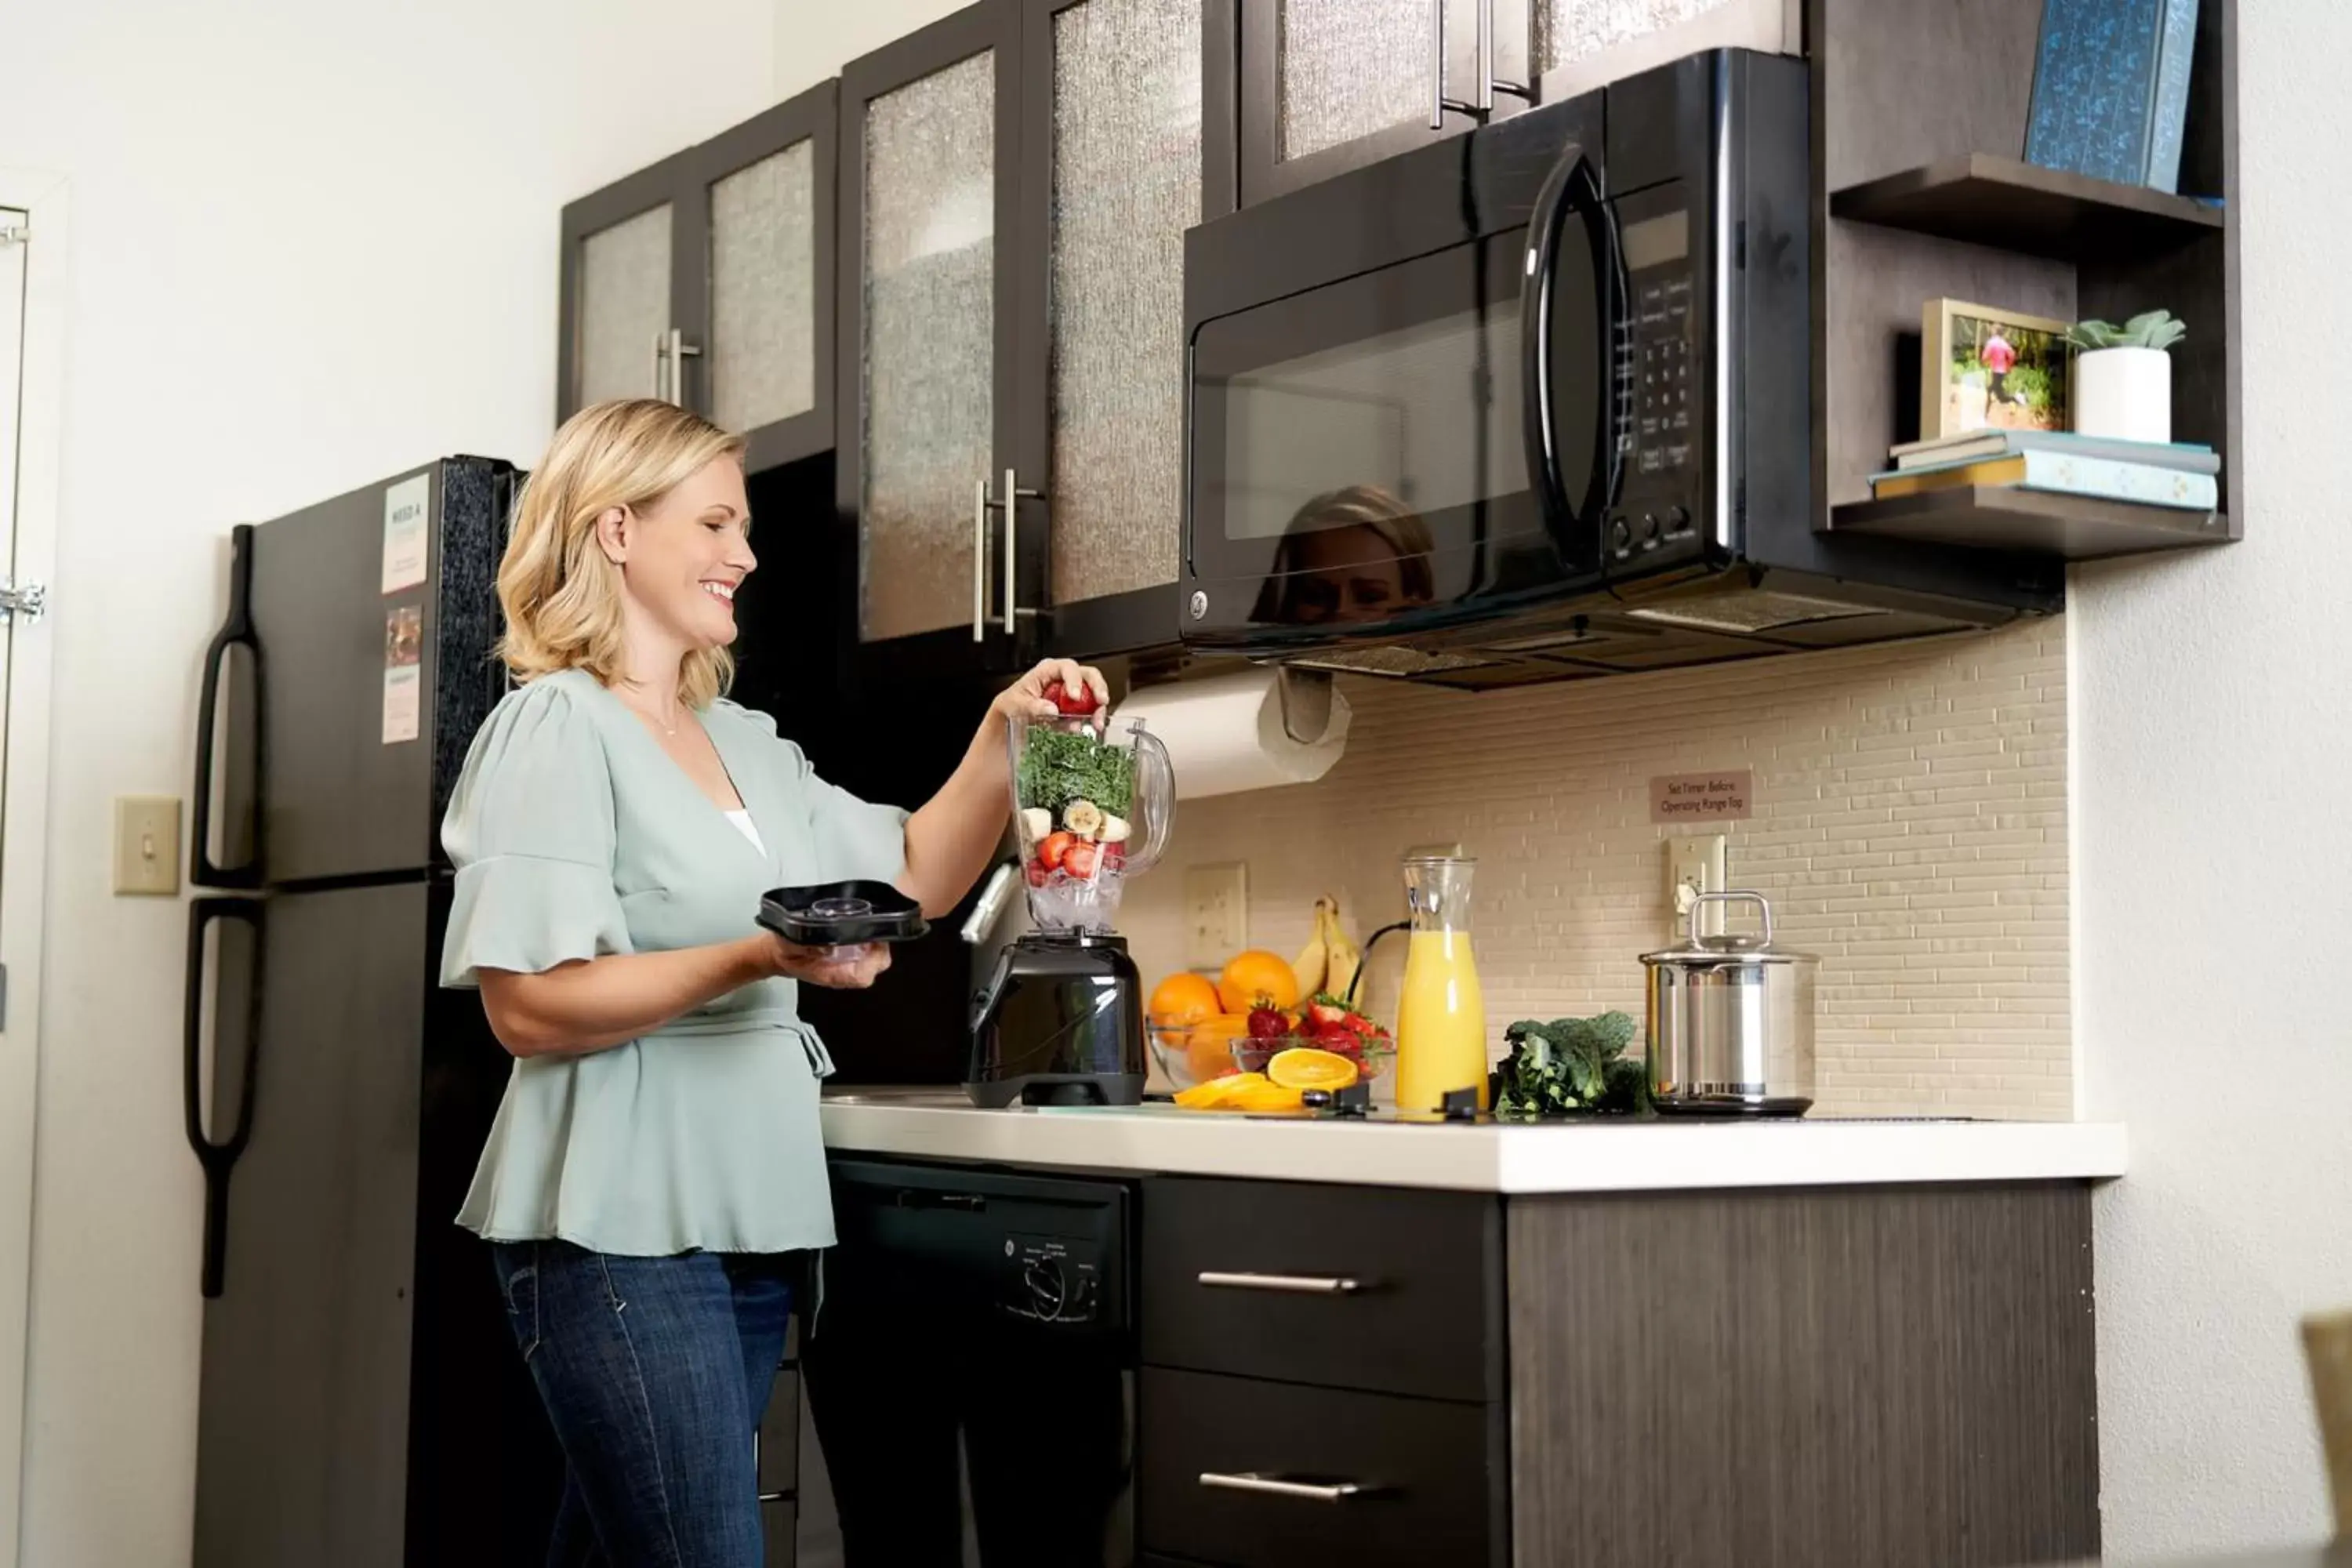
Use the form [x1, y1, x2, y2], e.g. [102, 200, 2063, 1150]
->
[2064, 310, 2187, 352]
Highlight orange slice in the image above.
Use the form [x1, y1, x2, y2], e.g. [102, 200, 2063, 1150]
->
[1264, 1047, 1360, 1092]
[1228, 1080, 1308, 1113]
[1173, 1071, 1266, 1110]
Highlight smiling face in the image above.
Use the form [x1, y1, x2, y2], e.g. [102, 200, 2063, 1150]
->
[598, 455, 756, 658]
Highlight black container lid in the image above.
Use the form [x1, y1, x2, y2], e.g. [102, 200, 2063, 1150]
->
[757, 880, 930, 947]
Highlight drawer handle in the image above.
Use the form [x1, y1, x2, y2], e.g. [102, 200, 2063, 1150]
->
[1197, 1270, 1366, 1295]
[1200, 1472, 1374, 1503]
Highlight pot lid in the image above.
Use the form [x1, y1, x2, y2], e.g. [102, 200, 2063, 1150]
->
[1639, 891, 1816, 966]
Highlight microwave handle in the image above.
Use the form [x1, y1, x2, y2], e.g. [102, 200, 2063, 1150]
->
[1519, 147, 1624, 553]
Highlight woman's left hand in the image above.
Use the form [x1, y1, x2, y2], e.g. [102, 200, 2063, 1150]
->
[991, 659, 1111, 729]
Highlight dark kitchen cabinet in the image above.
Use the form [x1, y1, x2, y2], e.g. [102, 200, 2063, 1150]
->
[838, 0, 1210, 681]
[1131, 1173, 2098, 1568]
[558, 80, 839, 474]
[1222, 0, 1803, 207]
[1229, 0, 1534, 206]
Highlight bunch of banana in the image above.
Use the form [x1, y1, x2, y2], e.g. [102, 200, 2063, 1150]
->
[1291, 896, 1367, 1004]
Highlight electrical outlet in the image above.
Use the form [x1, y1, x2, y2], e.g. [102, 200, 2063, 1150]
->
[1665, 833, 1727, 936]
[1184, 862, 1248, 969]
[114, 796, 182, 896]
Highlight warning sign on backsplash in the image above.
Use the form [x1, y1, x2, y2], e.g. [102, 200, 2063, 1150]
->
[1650, 769, 1754, 823]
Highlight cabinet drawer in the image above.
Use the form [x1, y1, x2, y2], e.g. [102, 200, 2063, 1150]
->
[1139, 1368, 1500, 1568]
[1141, 1178, 1500, 1401]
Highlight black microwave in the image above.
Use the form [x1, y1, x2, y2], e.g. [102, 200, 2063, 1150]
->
[1179, 49, 2061, 689]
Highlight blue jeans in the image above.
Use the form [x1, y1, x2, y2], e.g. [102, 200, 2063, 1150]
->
[491, 1240, 794, 1568]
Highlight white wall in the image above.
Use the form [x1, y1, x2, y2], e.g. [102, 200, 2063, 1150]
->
[773, 0, 970, 100]
[2077, 2, 2352, 1557]
[0, 4, 776, 1563]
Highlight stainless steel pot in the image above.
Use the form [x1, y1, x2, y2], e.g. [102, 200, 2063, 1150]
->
[1642, 891, 1817, 1116]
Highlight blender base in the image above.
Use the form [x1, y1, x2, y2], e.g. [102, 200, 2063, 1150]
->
[964, 1072, 1148, 1109]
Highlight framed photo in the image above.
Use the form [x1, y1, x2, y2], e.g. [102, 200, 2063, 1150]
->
[1921, 299, 2071, 440]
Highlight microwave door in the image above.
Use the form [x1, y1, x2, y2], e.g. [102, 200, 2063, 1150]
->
[1520, 143, 1623, 583]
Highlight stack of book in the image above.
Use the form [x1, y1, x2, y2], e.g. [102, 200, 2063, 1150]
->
[1869, 430, 2220, 512]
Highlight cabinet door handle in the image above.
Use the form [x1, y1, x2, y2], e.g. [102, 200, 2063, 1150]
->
[972, 477, 991, 643]
[1197, 1270, 1366, 1295]
[997, 467, 1044, 637]
[1430, 0, 1529, 128]
[652, 332, 669, 402]
[1200, 1472, 1374, 1502]
[666, 327, 702, 408]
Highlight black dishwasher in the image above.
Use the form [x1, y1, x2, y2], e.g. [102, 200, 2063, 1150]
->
[800, 1160, 1136, 1568]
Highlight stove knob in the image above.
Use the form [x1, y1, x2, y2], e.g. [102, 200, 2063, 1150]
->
[1664, 505, 1692, 535]
[1610, 516, 1633, 553]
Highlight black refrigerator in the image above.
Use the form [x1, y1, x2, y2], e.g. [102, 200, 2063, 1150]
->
[181, 456, 565, 1567]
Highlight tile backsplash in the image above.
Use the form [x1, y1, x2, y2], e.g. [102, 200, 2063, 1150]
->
[1120, 619, 2071, 1120]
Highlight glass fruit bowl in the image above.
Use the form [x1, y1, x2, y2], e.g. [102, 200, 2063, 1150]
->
[1148, 1026, 1395, 1092]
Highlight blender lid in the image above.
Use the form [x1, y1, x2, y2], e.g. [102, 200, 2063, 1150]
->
[758, 880, 930, 946]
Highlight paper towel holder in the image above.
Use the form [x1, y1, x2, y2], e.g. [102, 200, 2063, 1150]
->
[1272, 668, 1338, 746]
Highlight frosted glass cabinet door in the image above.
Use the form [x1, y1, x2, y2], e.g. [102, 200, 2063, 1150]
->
[839, 9, 1018, 661]
[562, 163, 684, 416]
[1529, 0, 1792, 100]
[693, 78, 839, 471]
[1235, 0, 1531, 205]
[1028, 0, 1203, 631]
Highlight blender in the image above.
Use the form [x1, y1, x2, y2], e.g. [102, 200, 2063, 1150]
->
[964, 709, 1174, 1107]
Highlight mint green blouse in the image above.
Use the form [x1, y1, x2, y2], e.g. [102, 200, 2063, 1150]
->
[439, 667, 908, 1257]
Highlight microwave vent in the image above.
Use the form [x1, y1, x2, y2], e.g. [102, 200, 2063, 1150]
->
[1285, 645, 1501, 679]
[1624, 591, 1880, 636]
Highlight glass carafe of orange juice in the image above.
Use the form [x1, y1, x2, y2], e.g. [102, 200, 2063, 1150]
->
[1394, 855, 1486, 1112]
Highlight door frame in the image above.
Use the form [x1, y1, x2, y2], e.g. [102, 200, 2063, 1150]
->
[0, 165, 67, 1568]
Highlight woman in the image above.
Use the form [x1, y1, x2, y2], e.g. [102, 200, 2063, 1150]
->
[441, 397, 1105, 1566]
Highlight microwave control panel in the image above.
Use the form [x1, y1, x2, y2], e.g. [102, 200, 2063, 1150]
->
[1608, 191, 1704, 564]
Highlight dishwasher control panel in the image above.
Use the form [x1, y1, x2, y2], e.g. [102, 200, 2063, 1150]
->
[1003, 1232, 1106, 1326]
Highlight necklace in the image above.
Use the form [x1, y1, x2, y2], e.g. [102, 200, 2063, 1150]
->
[622, 690, 684, 736]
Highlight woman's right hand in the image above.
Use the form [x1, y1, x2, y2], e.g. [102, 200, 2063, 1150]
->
[751, 933, 893, 989]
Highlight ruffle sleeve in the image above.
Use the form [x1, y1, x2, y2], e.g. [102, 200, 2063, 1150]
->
[439, 677, 633, 988]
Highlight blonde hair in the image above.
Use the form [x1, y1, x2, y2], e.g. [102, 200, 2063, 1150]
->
[497, 399, 748, 710]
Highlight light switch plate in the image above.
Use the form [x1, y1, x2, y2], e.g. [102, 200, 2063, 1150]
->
[1665, 833, 1728, 936]
[114, 797, 181, 896]
[1183, 862, 1248, 971]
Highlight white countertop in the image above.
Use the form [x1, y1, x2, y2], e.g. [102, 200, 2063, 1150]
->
[818, 1091, 2129, 1195]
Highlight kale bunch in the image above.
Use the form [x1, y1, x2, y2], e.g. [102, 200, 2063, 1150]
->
[1014, 724, 1134, 818]
[1490, 1011, 1649, 1119]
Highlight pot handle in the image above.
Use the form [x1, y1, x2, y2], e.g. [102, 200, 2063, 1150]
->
[1689, 890, 1771, 946]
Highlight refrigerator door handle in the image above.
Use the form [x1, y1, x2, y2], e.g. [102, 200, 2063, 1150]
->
[191, 524, 263, 890]
[184, 896, 265, 1299]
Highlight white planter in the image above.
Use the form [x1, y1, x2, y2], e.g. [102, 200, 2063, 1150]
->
[2072, 347, 2172, 444]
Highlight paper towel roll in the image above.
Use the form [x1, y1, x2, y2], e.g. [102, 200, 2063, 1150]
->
[1111, 668, 1351, 800]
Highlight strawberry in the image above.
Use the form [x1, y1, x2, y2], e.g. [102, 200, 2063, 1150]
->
[1247, 1006, 1291, 1040]
[1102, 842, 1126, 869]
[1041, 679, 1099, 717]
[1311, 1022, 1359, 1053]
[1038, 831, 1075, 871]
[1305, 1000, 1348, 1029]
[1063, 841, 1102, 880]
[1025, 862, 1051, 888]
[1342, 1012, 1378, 1037]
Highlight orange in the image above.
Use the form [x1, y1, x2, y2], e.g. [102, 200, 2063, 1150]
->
[1265, 1047, 1359, 1092]
[1149, 971, 1221, 1029]
[1185, 1014, 1250, 1081]
[1217, 949, 1300, 1014]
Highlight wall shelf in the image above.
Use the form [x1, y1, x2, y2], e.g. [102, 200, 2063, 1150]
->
[1826, 487, 2235, 561]
[1831, 154, 2223, 262]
